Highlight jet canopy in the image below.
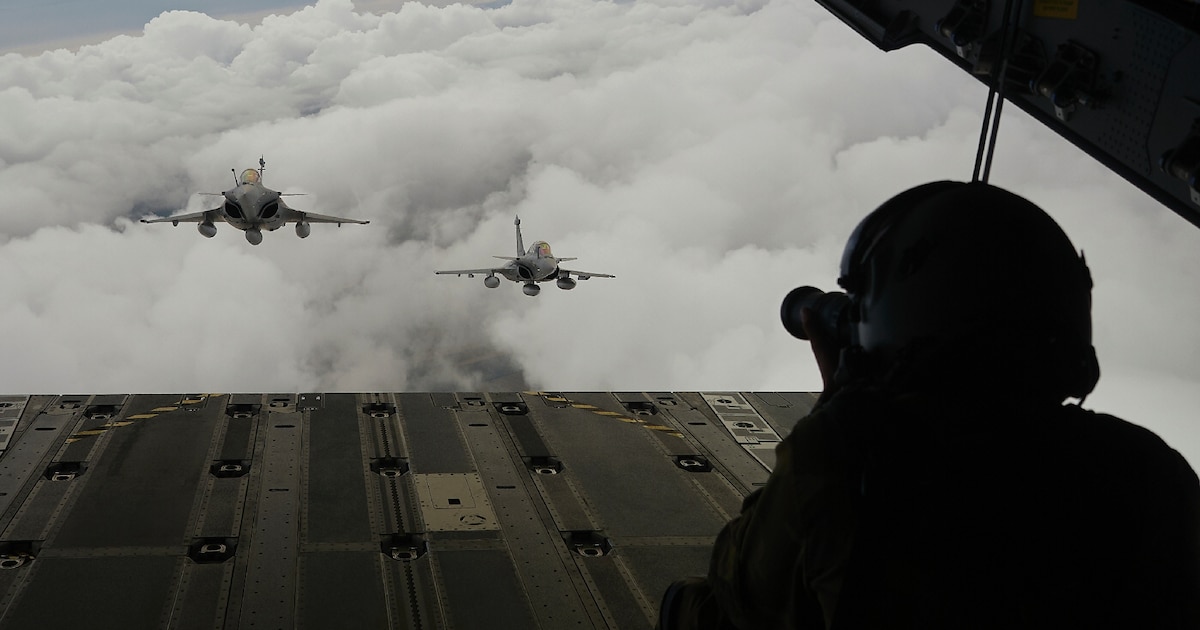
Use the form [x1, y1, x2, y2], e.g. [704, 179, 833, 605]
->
[531, 241, 552, 257]
[240, 169, 261, 185]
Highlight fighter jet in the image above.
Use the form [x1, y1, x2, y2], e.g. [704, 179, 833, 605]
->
[436, 216, 615, 296]
[141, 158, 369, 245]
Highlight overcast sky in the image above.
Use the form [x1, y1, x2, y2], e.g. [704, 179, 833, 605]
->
[0, 0, 1196, 467]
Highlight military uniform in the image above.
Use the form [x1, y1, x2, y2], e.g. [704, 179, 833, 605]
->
[662, 386, 1200, 629]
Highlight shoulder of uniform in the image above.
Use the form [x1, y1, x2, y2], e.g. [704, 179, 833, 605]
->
[1055, 405, 1197, 480]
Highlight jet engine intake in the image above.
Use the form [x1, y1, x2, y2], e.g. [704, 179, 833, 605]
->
[522, 283, 541, 296]
[198, 222, 217, 238]
[296, 222, 311, 238]
[245, 228, 263, 245]
[517, 265, 534, 280]
[484, 275, 501, 288]
[556, 276, 577, 290]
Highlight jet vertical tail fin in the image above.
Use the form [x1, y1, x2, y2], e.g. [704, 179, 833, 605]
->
[515, 215, 525, 256]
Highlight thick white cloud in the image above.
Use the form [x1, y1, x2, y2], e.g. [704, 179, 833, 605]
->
[0, 0, 1196, 467]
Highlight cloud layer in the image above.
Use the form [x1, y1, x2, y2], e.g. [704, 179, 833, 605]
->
[0, 0, 1197, 465]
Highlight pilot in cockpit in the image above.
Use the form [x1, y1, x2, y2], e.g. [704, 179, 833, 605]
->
[240, 169, 260, 185]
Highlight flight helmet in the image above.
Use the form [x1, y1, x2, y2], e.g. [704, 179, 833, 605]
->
[835, 181, 1099, 400]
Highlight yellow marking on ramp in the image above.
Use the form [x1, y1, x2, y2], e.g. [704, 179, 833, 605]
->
[151, 407, 178, 413]
[531, 392, 685, 439]
[67, 409, 165, 443]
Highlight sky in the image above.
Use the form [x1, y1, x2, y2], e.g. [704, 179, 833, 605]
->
[0, 0, 1197, 468]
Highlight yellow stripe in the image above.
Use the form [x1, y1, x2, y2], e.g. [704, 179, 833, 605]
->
[126, 414, 157, 420]
[524, 398, 686, 440]
[73, 430, 105, 437]
[151, 407, 178, 412]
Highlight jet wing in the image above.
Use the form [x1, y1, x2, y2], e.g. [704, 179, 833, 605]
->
[285, 208, 370, 225]
[560, 268, 615, 280]
[140, 209, 224, 225]
[436, 267, 509, 277]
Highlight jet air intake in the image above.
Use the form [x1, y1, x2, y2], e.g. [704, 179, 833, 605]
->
[198, 222, 217, 238]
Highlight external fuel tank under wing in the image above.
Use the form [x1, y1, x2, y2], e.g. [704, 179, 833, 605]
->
[435, 216, 615, 296]
[811, 0, 1200, 228]
[140, 157, 370, 245]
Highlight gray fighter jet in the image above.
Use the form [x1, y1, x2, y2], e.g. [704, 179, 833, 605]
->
[436, 216, 615, 296]
[141, 158, 369, 245]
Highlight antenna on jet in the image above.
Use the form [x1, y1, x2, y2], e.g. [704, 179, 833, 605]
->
[231, 168, 238, 187]
[258, 156, 266, 179]
[514, 215, 525, 257]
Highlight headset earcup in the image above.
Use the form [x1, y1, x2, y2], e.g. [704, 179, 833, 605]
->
[1071, 345, 1101, 399]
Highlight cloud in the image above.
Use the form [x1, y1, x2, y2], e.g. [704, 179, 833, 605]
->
[0, 0, 1197, 467]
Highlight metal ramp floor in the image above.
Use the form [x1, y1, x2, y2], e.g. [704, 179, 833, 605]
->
[0, 392, 815, 629]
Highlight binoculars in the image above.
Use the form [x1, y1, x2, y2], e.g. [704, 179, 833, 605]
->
[780, 286, 850, 344]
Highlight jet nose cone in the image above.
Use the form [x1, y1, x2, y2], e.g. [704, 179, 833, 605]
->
[234, 189, 269, 220]
[225, 189, 255, 218]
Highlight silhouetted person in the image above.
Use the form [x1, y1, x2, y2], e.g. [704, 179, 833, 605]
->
[658, 182, 1200, 629]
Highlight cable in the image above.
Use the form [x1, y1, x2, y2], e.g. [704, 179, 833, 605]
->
[972, 0, 1025, 183]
